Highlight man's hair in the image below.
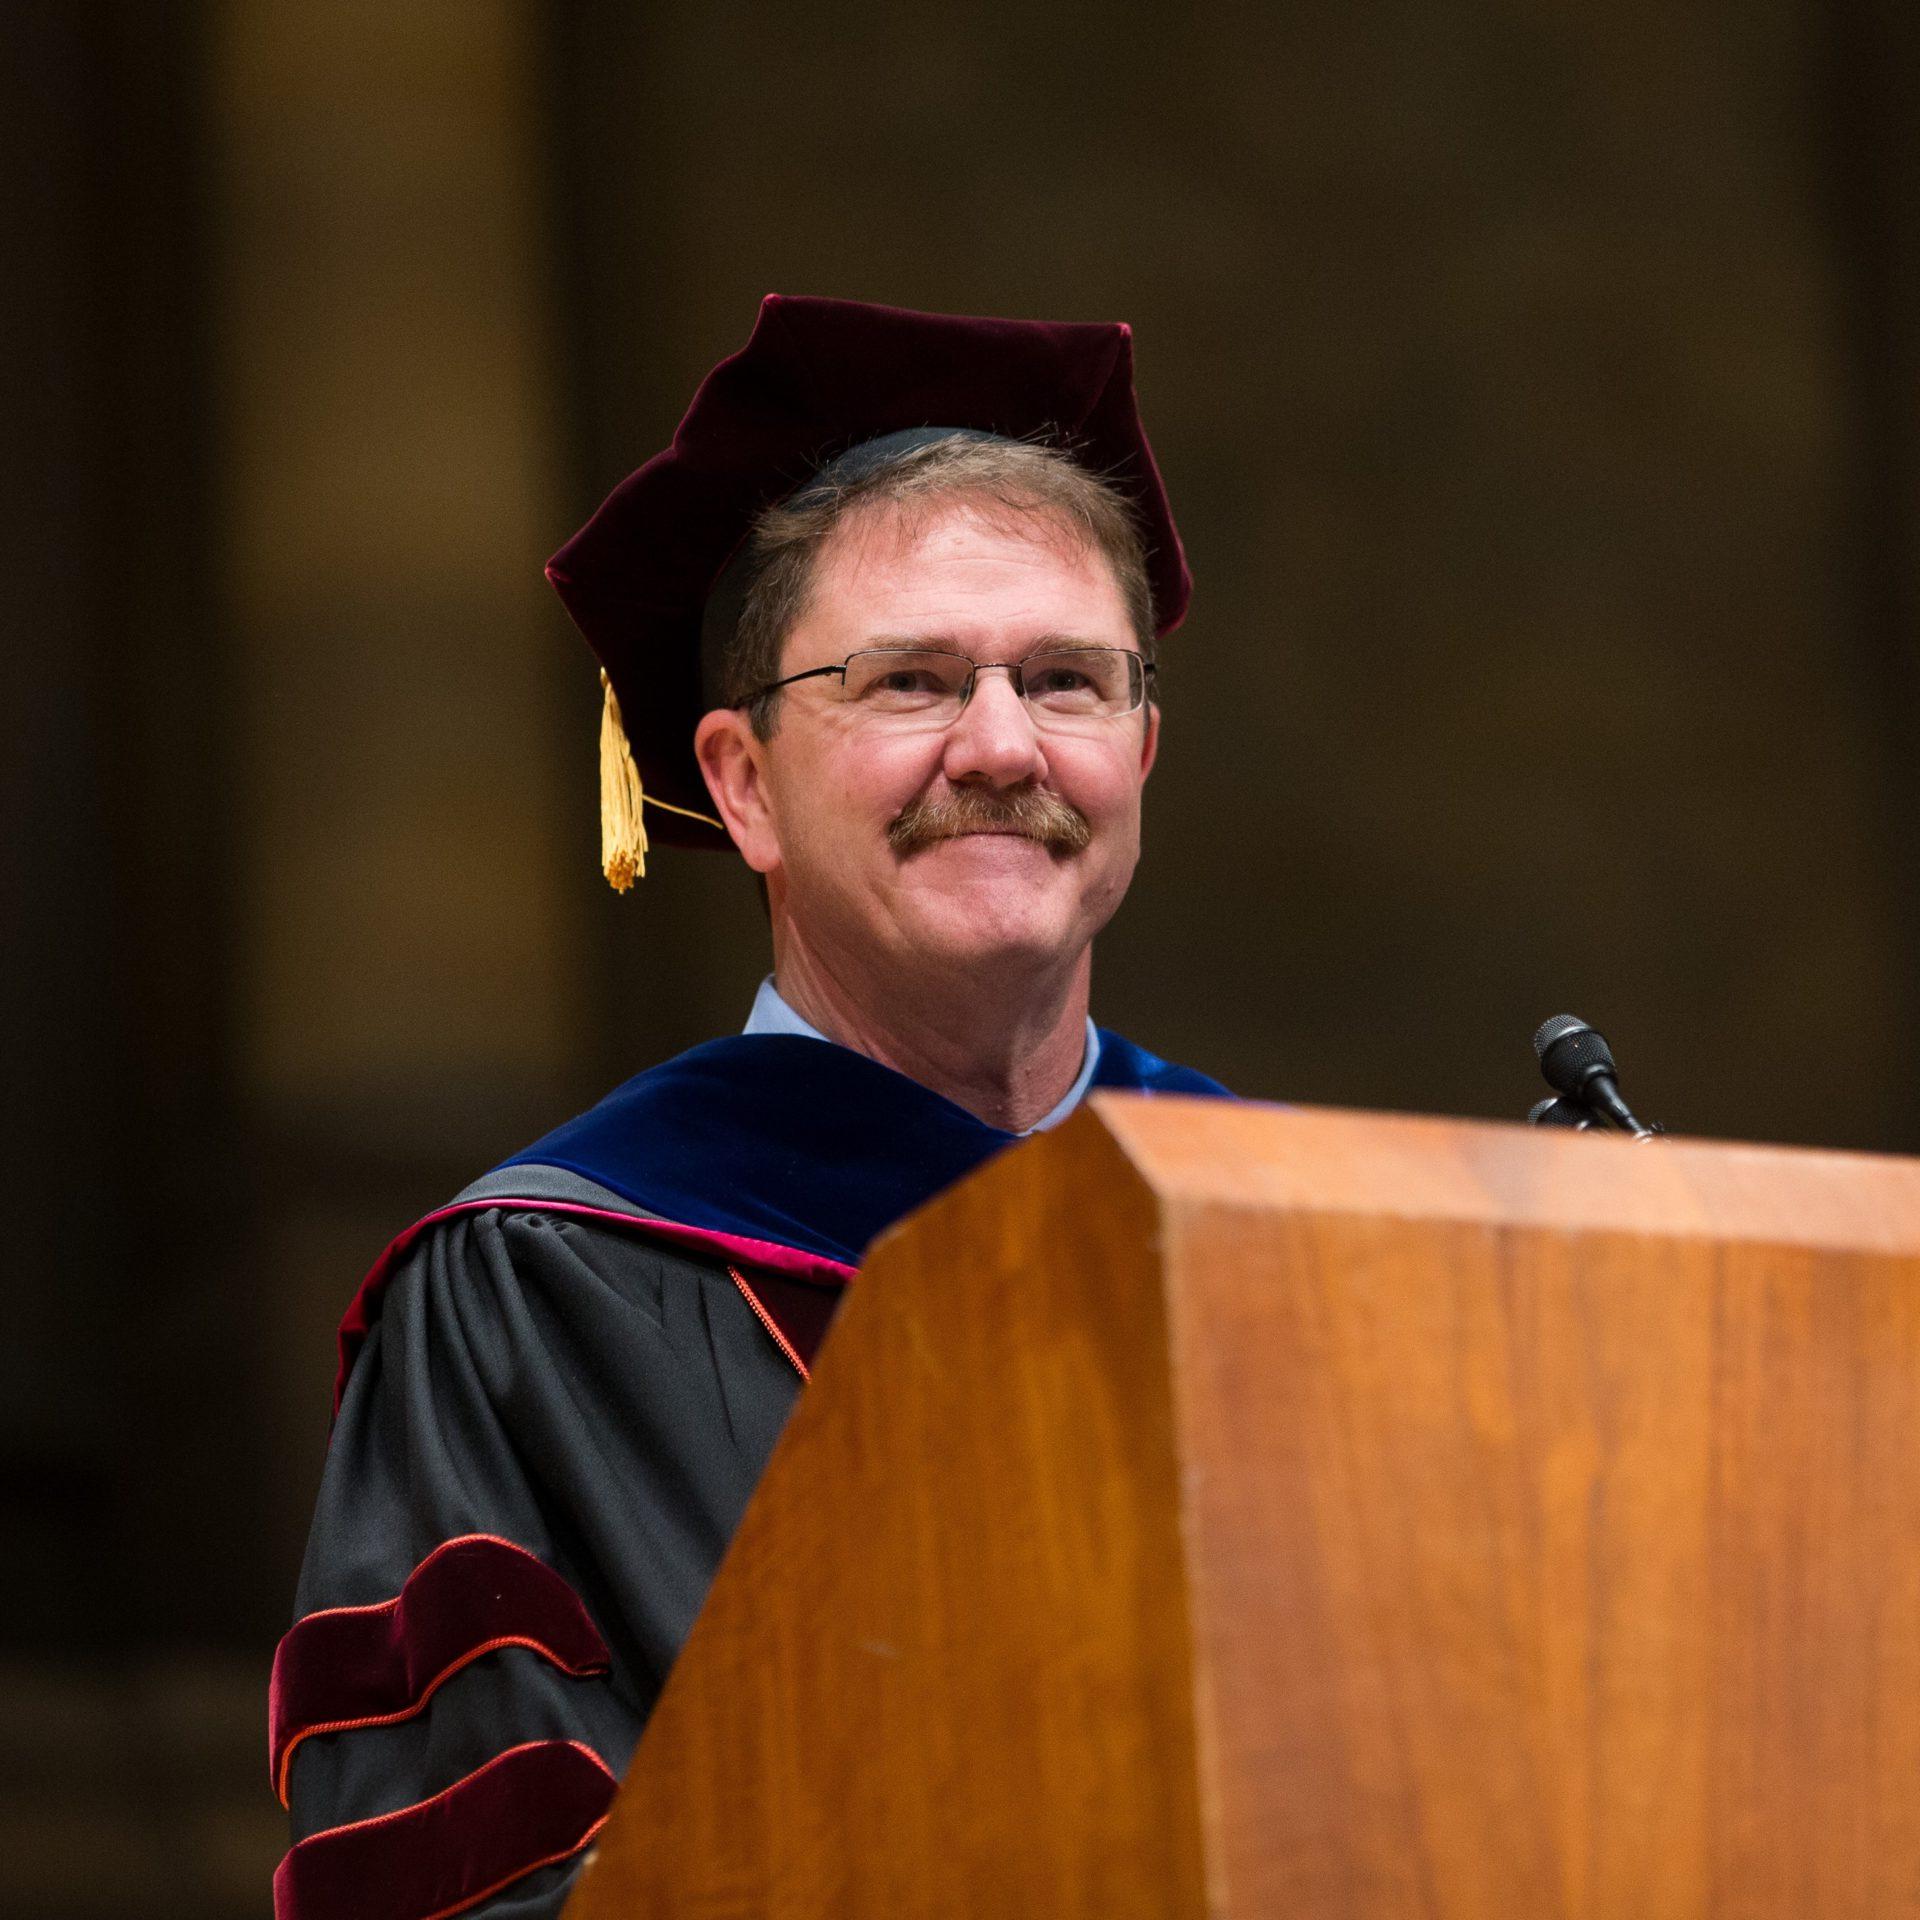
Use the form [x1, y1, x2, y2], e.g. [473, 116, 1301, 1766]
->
[722, 435, 1157, 738]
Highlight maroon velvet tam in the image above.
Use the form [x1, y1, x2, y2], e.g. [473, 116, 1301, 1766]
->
[546, 293, 1191, 846]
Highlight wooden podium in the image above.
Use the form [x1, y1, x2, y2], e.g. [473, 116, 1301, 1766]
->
[563, 1097, 1920, 1918]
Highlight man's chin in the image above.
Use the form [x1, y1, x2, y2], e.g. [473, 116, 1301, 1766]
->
[889, 885, 1084, 972]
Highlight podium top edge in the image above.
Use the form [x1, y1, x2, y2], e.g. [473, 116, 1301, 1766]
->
[1075, 1094, 1920, 1255]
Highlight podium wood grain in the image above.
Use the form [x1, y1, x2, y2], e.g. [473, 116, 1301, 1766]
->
[563, 1099, 1920, 1918]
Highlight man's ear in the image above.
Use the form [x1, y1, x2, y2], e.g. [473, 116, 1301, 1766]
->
[1138, 699, 1161, 784]
[694, 707, 782, 874]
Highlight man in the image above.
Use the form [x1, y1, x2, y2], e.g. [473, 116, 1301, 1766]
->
[269, 295, 1231, 1920]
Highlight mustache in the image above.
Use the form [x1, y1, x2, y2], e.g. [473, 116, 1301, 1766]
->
[887, 786, 1093, 857]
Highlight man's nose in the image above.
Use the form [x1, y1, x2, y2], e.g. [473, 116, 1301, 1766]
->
[939, 666, 1049, 789]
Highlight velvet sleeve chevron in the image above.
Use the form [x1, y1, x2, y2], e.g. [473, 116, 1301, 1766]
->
[275, 1203, 807, 1920]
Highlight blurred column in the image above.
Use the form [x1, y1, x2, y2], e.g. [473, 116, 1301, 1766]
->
[209, 0, 580, 1578]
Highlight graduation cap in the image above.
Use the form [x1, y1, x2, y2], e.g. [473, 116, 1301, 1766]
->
[546, 293, 1191, 889]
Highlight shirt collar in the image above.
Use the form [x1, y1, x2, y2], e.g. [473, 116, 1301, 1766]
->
[743, 975, 1100, 1135]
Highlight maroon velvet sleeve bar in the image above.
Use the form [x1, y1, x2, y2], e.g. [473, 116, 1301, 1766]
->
[270, 1536, 611, 1805]
[273, 1739, 617, 1920]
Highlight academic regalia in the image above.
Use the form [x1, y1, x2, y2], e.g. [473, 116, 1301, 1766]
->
[272, 1035, 1230, 1920]
[273, 291, 1217, 1919]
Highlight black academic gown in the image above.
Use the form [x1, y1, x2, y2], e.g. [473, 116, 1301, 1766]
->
[272, 1034, 1230, 1920]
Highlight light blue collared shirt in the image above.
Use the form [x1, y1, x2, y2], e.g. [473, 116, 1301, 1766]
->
[744, 976, 1100, 1135]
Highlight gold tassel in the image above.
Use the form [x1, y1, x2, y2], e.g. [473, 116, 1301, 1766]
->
[599, 669, 648, 890]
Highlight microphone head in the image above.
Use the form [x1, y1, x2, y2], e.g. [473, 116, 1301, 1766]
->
[1533, 1013, 1617, 1097]
[1528, 1095, 1597, 1130]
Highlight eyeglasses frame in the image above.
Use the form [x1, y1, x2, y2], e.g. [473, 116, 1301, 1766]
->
[736, 644, 1158, 719]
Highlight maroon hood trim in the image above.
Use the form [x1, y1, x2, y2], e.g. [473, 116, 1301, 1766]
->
[728, 1264, 844, 1381]
[270, 1536, 611, 1805]
[272, 1739, 616, 1920]
[335, 1197, 854, 1413]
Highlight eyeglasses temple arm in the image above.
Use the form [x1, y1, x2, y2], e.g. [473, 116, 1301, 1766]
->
[737, 664, 849, 705]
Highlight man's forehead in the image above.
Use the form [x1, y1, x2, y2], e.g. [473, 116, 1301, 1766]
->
[802, 495, 1129, 631]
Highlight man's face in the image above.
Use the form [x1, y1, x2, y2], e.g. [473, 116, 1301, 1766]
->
[699, 495, 1158, 987]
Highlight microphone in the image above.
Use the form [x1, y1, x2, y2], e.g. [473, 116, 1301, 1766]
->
[1528, 1095, 1602, 1130]
[1532, 1014, 1657, 1139]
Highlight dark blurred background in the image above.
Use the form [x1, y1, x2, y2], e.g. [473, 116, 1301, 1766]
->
[4, 0, 1916, 1912]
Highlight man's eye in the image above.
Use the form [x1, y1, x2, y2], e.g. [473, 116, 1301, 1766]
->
[1032, 669, 1093, 694]
[869, 669, 942, 695]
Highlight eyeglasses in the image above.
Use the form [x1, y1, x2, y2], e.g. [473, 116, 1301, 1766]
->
[740, 646, 1156, 732]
